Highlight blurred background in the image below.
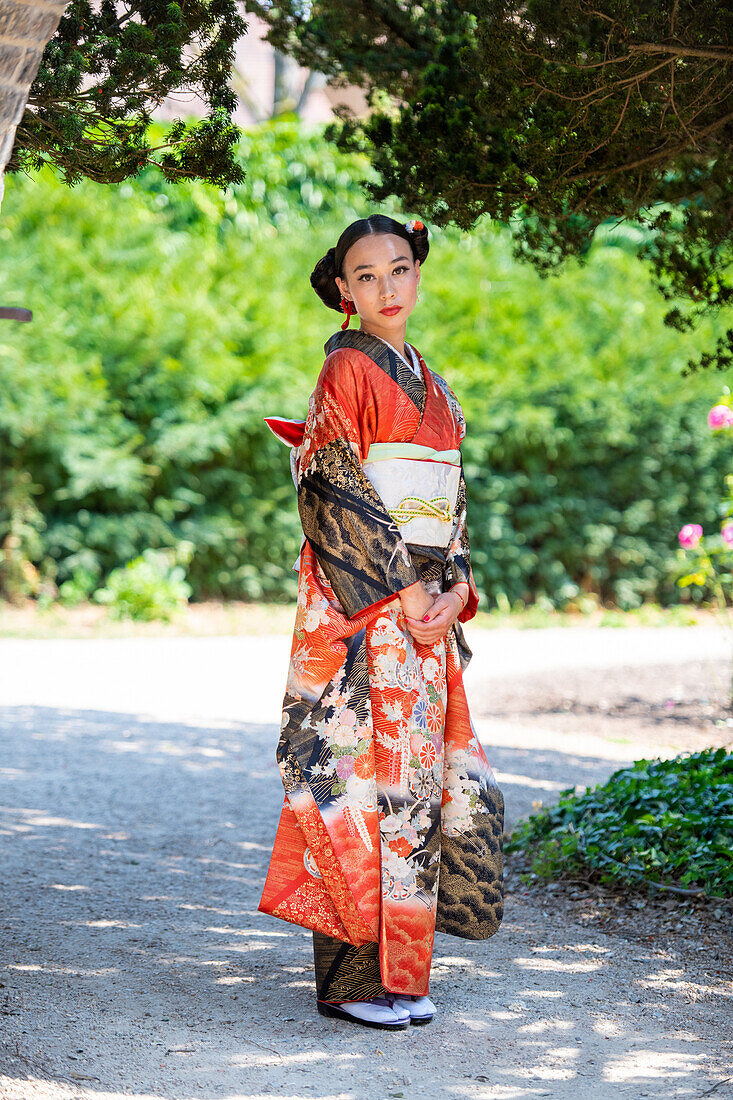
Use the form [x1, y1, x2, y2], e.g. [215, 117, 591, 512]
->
[1, 10, 731, 626]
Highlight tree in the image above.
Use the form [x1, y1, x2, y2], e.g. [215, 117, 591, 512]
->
[7, 0, 248, 188]
[246, 0, 733, 373]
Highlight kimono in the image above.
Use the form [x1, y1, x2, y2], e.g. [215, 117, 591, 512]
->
[258, 328, 504, 1002]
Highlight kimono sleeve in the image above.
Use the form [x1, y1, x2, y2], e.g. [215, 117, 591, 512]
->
[446, 464, 480, 623]
[297, 350, 420, 619]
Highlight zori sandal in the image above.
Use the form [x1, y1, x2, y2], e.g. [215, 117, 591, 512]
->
[317, 995, 410, 1030]
[389, 994, 437, 1025]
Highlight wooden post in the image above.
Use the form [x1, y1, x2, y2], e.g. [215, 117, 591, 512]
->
[0, 307, 32, 321]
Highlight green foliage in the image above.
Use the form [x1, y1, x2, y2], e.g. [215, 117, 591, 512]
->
[58, 566, 100, 608]
[675, 397, 733, 608]
[9, 0, 247, 188]
[248, 0, 733, 372]
[129, 115, 373, 236]
[506, 748, 733, 899]
[1, 117, 733, 608]
[93, 548, 193, 621]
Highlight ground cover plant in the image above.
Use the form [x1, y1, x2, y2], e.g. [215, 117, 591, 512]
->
[506, 748, 733, 900]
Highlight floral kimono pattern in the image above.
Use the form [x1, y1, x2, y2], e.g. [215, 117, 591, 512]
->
[259, 329, 504, 999]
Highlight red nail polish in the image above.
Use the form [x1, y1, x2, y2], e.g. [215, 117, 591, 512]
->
[423, 614, 430, 622]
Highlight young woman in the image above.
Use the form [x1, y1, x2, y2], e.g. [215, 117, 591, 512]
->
[259, 214, 504, 1030]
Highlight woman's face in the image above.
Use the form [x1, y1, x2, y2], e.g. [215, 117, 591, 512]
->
[335, 232, 420, 334]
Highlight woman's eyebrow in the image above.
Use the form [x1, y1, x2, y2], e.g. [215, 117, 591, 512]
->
[353, 255, 411, 272]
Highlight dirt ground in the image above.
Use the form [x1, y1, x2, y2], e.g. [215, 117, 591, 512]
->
[0, 618, 731, 1099]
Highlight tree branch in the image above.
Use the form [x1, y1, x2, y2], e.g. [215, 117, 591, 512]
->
[628, 43, 733, 63]
[563, 108, 733, 184]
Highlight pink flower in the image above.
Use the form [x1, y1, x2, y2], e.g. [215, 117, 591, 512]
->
[722, 521, 733, 546]
[678, 523, 703, 549]
[410, 731, 424, 755]
[336, 755, 355, 779]
[707, 404, 733, 430]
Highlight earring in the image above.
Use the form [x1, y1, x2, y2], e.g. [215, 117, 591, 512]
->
[340, 295, 356, 330]
[417, 286, 421, 302]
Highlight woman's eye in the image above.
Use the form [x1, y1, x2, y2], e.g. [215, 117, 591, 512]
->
[358, 266, 409, 281]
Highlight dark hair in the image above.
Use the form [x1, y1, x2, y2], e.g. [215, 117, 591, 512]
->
[310, 214, 429, 313]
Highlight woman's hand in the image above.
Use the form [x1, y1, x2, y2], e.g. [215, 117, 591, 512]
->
[405, 586, 467, 646]
[399, 580, 434, 622]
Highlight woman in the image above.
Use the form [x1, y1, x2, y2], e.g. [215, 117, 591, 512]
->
[259, 214, 504, 1030]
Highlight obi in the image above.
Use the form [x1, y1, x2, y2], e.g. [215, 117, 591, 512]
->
[362, 442, 461, 550]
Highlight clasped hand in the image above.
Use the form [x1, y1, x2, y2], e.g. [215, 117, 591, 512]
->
[399, 581, 467, 646]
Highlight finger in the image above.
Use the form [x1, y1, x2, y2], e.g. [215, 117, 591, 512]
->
[408, 624, 432, 638]
[413, 628, 445, 645]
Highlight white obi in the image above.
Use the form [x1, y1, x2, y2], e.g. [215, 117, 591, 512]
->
[362, 442, 461, 549]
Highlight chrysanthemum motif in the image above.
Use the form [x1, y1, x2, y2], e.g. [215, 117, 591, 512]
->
[418, 740, 437, 769]
[404, 219, 425, 233]
[426, 701, 443, 734]
[411, 698, 429, 730]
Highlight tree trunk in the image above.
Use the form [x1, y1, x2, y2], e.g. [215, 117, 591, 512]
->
[0, 0, 71, 211]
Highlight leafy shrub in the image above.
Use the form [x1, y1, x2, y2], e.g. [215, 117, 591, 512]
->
[58, 566, 99, 607]
[2, 116, 733, 607]
[93, 548, 192, 622]
[506, 748, 733, 898]
[675, 397, 733, 607]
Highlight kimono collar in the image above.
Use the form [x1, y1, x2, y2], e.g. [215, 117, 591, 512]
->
[323, 329, 457, 449]
[324, 328, 419, 366]
[323, 329, 426, 412]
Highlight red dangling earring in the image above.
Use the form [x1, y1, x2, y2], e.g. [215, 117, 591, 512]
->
[340, 296, 356, 330]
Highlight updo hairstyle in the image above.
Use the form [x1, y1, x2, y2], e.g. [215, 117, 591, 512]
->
[310, 214, 429, 313]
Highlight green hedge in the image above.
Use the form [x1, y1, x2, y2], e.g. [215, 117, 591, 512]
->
[1, 115, 732, 607]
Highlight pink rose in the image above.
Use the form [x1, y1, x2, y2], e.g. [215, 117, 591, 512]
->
[707, 404, 733, 430]
[678, 523, 703, 549]
[722, 522, 733, 546]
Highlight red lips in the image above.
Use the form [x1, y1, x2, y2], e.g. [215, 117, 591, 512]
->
[379, 306, 402, 315]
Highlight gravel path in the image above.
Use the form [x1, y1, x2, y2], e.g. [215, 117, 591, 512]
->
[0, 625, 731, 1099]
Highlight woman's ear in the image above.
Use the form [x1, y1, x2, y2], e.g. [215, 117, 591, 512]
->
[335, 275, 351, 302]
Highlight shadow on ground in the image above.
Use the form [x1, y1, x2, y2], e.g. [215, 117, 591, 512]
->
[0, 705, 730, 1100]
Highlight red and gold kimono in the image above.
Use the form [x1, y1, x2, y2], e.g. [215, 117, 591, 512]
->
[259, 328, 504, 1002]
